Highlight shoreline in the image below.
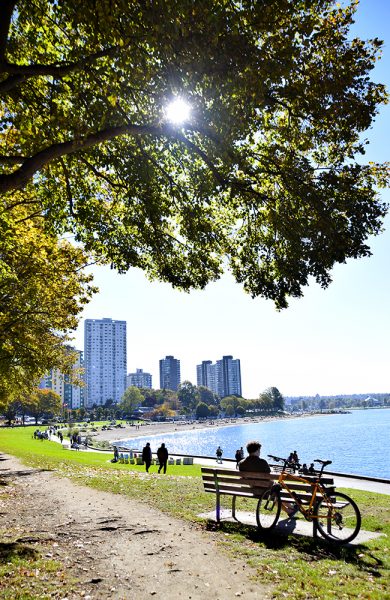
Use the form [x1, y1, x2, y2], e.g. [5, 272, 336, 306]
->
[92, 412, 329, 445]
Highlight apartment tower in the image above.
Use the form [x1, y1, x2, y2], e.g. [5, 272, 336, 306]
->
[84, 318, 127, 407]
[196, 355, 242, 398]
[127, 368, 152, 389]
[159, 355, 181, 391]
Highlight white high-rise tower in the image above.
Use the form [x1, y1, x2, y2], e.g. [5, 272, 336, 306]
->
[84, 318, 127, 407]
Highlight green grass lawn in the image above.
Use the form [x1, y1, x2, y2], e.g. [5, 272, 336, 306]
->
[1, 425, 389, 599]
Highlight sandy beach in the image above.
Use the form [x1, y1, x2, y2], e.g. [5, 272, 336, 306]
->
[92, 414, 303, 446]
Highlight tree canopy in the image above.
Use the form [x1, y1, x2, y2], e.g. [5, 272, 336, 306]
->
[1, 0, 389, 308]
[259, 387, 285, 412]
[26, 388, 62, 424]
[0, 201, 95, 402]
[119, 386, 144, 415]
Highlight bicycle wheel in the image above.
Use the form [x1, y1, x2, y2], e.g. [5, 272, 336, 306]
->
[315, 491, 361, 544]
[256, 489, 281, 531]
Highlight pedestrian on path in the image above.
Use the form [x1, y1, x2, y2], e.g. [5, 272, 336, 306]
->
[216, 446, 223, 463]
[142, 442, 152, 472]
[113, 445, 119, 463]
[157, 443, 168, 474]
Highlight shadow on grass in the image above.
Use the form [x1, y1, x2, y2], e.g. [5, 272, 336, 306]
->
[205, 519, 386, 577]
[0, 542, 39, 563]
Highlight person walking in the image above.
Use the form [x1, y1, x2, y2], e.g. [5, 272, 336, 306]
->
[157, 443, 169, 474]
[142, 442, 152, 472]
[216, 446, 223, 463]
[113, 445, 119, 463]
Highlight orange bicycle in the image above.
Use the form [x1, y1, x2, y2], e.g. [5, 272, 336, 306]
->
[256, 455, 361, 544]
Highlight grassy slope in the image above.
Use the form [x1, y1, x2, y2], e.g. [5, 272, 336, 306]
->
[1, 425, 389, 600]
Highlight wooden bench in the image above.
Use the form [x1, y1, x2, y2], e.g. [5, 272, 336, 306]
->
[201, 466, 335, 536]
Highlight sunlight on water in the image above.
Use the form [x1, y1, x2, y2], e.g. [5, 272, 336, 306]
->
[117, 409, 390, 479]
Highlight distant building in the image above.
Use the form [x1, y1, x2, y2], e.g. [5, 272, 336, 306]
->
[127, 368, 152, 389]
[39, 349, 84, 409]
[159, 355, 181, 391]
[64, 350, 84, 409]
[84, 318, 127, 407]
[196, 355, 242, 398]
[217, 355, 242, 398]
[39, 367, 64, 397]
[196, 360, 213, 389]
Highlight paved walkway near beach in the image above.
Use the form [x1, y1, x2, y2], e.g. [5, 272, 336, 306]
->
[57, 435, 390, 496]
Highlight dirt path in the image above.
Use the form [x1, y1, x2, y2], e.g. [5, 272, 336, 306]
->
[0, 453, 269, 599]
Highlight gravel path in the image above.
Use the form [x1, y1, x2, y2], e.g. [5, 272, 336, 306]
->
[0, 453, 270, 600]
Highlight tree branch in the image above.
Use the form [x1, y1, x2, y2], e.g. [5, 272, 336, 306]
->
[0, 123, 156, 193]
[0, 45, 123, 94]
[0, 123, 222, 194]
[0, 155, 28, 165]
[176, 133, 227, 187]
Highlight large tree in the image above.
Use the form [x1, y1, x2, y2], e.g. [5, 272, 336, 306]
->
[259, 387, 285, 412]
[0, 0, 388, 308]
[0, 202, 95, 402]
[26, 388, 62, 423]
[177, 381, 199, 409]
[119, 386, 144, 415]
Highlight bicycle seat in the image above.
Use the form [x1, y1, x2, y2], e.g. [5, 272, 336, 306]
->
[314, 459, 332, 466]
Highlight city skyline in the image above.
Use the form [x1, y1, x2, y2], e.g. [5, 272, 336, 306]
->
[73, 0, 390, 399]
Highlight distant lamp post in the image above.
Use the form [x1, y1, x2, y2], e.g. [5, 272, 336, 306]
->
[164, 97, 191, 124]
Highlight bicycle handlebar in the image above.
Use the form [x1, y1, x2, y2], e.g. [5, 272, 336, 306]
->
[268, 455, 332, 469]
[267, 454, 284, 463]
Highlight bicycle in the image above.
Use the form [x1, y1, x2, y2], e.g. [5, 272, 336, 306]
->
[256, 455, 361, 544]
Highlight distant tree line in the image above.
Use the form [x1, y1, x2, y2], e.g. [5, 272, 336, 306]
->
[286, 394, 390, 412]
[7, 384, 388, 426]
[0, 383, 286, 424]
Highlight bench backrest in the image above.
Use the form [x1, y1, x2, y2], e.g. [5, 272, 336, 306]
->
[201, 467, 272, 498]
[201, 467, 335, 501]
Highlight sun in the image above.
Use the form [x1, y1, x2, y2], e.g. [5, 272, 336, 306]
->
[164, 98, 191, 124]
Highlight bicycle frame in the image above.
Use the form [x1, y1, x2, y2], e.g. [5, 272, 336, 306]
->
[269, 456, 334, 520]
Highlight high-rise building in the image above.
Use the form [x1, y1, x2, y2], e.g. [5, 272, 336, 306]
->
[127, 368, 152, 389]
[196, 360, 213, 388]
[217, 355, 242, 397]
[39, 348, 84, 410]
[159, 355, 181, 391]
[84, 318, 127, 407]
[64, 350, 84, 409]
[39, 367, 64, 397]
[196, 355, 242, 398]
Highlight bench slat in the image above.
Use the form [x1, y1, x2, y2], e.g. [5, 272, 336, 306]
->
[202, 474, 271, 485]
[204, 482, 269, 496]
[204, 487, 321, 505]
[203, 488, 264, 499]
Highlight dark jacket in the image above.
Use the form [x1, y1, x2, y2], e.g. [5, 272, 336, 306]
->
[142, 445, 152, 463]
[157, 445, 168, 462]
[239, 455, 271, 473]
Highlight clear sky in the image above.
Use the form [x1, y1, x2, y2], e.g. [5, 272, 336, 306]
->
[73, 0, 390, 399]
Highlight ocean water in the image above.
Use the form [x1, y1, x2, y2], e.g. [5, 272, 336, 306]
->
[116, 408, 390, 479]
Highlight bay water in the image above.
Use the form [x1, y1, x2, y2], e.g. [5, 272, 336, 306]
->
[117, 408, 390, 479]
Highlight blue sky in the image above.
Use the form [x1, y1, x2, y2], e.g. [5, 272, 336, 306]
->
[73, 0, 390, 398]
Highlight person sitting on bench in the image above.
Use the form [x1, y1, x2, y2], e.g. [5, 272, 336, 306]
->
[238, 441, 270, 473]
